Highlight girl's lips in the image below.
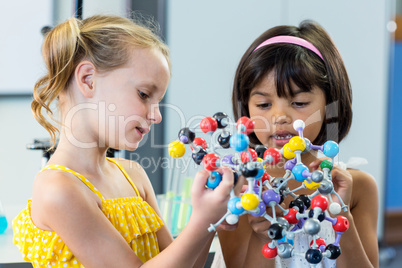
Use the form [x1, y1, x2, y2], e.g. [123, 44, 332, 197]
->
[271, 131, 295, 147]
[135, 127, 143, 138]
[135, 127, 150, 138]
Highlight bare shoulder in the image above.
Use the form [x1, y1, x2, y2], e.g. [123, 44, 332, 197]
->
[348, 169, 378, 191]
[33, 169, 97, 204]
[112, 158, 152, 199]
[32, 170, 100, 229]
[348, 169, 378, 207]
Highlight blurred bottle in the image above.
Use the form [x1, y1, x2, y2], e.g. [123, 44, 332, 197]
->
[0, 201, 8, 234]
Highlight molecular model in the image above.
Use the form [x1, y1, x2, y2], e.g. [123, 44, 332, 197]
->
[168, 112, 349, 265]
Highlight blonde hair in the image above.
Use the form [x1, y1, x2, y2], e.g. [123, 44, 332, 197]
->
[32, 15, 170, 148]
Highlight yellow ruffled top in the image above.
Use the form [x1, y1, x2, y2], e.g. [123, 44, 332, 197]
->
[13, 158, 164, 268]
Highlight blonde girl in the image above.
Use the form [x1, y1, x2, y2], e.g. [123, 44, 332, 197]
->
[13, 15, 233, 268]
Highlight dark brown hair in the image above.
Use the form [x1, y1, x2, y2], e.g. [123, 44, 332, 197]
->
[232, 20, 352, 146]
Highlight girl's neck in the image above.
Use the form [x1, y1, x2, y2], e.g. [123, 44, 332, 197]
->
[46, 131, 110, 176]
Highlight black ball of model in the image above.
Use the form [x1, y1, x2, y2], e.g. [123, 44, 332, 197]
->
[308, 210, 326, 222]
[213, 112, 229, 128]
[297, 195, 311, 209]
[255, 145, 268, 158]
[267, 223, 284, 240]
[191, 148, 207, 165]
[305, 248, 323, 264]
[240, 165, 259, 178]
[178, 128, 195, 144]
[289, 199, 305, 213]
[326, 244, 341, 259]
[218, 134, 231, 148]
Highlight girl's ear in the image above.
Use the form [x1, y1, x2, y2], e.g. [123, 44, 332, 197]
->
[74, 61, 96, 98]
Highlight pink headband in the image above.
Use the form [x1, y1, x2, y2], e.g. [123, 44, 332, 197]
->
[253, 36, 324, 61]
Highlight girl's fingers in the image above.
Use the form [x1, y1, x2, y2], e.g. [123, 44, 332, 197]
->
[309, 160, 320, 169]
[233, 175, 246, 196]
[191, 169, 209, 198]
[217, 220, 238, 231]
[241, 184, 248, 193]
[309, 157, 331, 170]
[309, 158, 323, 170]
[214, 167, 234, 195]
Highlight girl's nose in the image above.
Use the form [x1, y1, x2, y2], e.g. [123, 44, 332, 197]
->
[272, 114, 291, 125]
[271, 104, 292, 125]
[148, 104, 162, 125]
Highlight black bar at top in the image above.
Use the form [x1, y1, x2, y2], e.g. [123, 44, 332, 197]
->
[74, 0, 83, 19]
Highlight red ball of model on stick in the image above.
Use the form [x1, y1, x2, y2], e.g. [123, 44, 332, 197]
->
[311, 195, 329, 211]
[202, 153, 220, 171]
[236, 116, 255, 135]
[200, 116, 218, 133]
[262, 243, 277, 259]
[333, 216, 349, 232]
[263, 147, 282, 165]
[240, 148, 258, 163]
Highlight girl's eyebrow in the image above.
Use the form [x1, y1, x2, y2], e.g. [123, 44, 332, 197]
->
[250, 90, 271, 97]
[249, 88, 312, 98]
[137, 81, 157, 91]
[292, 89, 313, 95]
[292, 89, 304, 95]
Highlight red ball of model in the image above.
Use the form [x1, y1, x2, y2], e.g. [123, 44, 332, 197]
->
[200, 116, 218, 133]
[333, 216, 349, 232]
[256, 172, 270, 187]
[311, 195, 329, 211]
[202, 153, 220, 171]
[263, 147, 282, 165]
[237, 116, 254, 135]
[191, 137, 208, 151]
[310, 238, 327, 249]
[240, 148, 258, 163]
[262, 243, 277, 259]
[284, 208, 299, 224]
[261, 172, 270, 184]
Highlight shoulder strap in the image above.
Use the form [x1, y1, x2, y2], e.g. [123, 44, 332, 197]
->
[41, 164, 105, 200]
[107, 158, 141, 197]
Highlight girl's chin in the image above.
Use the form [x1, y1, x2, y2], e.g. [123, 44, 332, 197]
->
[105, 138, 140, 152]
[121, 141, 140, 151]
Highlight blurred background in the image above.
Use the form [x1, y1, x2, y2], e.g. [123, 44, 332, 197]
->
[0, 0, 400, 267]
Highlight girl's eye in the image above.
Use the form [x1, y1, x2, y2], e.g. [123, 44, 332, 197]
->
[292, 102, 309, 108]
[256, 103, 271, 109]
[138, 91, 149, 100]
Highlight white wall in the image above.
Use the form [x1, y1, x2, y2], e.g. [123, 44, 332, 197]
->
[0, 0, 53, 224]
[165, 0, 393, 240]
[0, 2, 129, 263]
[0, 0, 127, 231]
[0, 98, 48, 217]
[0, 0, 52, 95]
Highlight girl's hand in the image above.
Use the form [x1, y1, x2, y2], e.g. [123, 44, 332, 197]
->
[190, 167, 234, 228]
[247, 203, 286, 242]
[215, 219, 239, 232]
[241, 184, 270, 241]
[246, 213, 271, 242]
[309, 158, 353, 210]
[241, 184, 284, 243]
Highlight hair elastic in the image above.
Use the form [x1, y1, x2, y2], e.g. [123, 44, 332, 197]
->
[253, 35, 324, 61]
